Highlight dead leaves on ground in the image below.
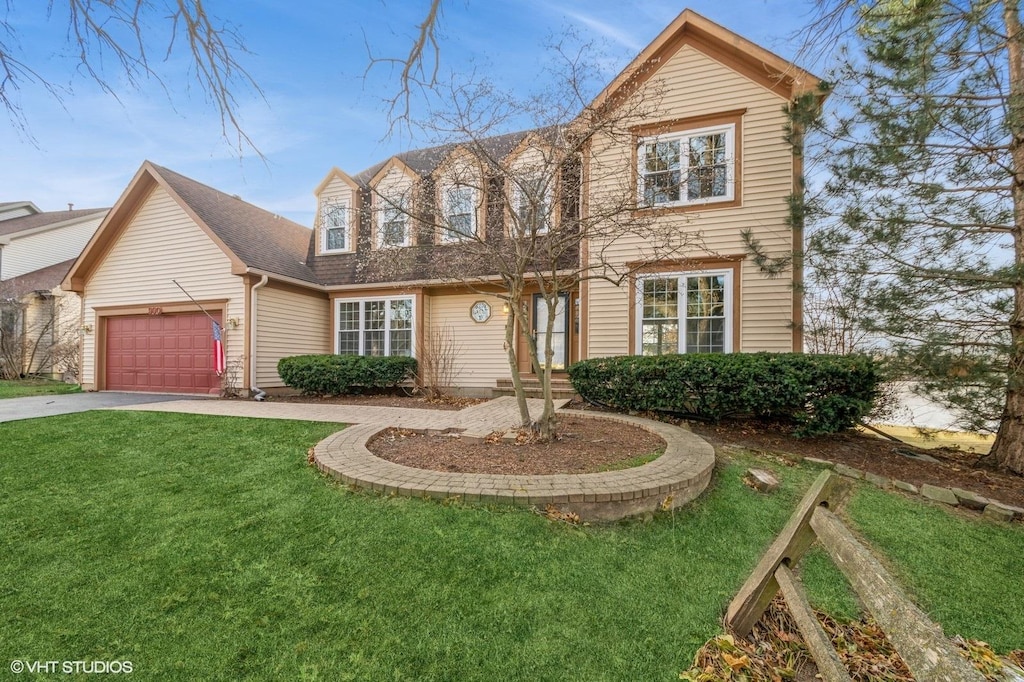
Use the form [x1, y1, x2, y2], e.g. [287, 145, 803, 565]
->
[680, 596, 1024, 681]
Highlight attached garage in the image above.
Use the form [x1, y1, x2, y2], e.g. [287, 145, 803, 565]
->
[104, 312, 222, 394]
[63, 162, 329, 394]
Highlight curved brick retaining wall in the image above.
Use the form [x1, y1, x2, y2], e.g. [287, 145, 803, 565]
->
[313, 410, 715, 522]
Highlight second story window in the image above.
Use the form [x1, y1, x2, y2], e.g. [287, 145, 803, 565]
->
[442, 184, 477, 242]
[513, 174, 551, 236]
[638, 124, 735, 208]
[320, 199, 350, 253]
[377, 195, 410, 248]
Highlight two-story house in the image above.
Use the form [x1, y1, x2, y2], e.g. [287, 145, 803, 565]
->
[63, 9, 821, 395]
[0, 202, 108, 378]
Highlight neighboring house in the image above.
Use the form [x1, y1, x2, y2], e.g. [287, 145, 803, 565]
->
[63, 9, 821, 395]
[0, 202, 108, 379]
[0, 260, 81, 379]
[0, 202, 107, 281]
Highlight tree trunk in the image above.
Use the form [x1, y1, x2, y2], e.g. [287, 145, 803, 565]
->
[537, 292, 558, 441]
[504, 296, 531, 429]
[990, 0, 1024, 475]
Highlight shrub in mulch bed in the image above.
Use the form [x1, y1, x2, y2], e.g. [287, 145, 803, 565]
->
[277, 354, 417, 396]
[568, 353, 880, 436]
[678, 596, 1023, 681]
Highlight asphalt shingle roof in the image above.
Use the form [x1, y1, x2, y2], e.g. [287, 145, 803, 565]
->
[0, 208, 107, 238]
[152, 164, 318, 285]
[0, 259, 76, 298]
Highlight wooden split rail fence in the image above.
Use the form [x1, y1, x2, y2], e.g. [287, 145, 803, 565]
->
[725, 470, 986, 682]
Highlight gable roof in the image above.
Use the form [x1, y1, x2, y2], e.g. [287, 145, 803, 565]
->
[592, 9, 822, 109]
[313, 167, 361, 196]
[64, 162, 317, 292]
[152, 165, 317, 284]
[0, 259, 76, 300]
[0, 207, 107, 239]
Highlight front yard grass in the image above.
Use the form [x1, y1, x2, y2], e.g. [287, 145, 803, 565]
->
[1, 412, 1020, 680]
[0, 378, 81, 399]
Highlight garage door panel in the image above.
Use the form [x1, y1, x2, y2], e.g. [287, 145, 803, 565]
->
[105, 312, 221, 393]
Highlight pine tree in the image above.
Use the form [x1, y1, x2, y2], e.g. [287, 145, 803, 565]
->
[803, 0, 1024, 473]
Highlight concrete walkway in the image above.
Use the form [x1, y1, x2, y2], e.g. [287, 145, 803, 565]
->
[113, 395, 561, 432]
[0, 391, 206, 424]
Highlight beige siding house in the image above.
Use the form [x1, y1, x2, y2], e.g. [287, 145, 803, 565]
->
[0, 203, 107, 281]
[63, 9, 820, 396]
[64, 163, 329, 393]
[0, 202, 108, 379]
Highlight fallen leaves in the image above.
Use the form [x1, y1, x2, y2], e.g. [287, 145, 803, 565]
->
[679, 597, 1024, 681]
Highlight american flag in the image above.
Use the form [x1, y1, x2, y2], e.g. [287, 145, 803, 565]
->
[212, 320, 226, 376]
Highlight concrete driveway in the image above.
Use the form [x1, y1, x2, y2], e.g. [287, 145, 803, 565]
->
[0, 392, 206, 424]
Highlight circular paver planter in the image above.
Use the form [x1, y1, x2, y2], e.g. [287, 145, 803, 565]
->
[313, 410, 715, 521]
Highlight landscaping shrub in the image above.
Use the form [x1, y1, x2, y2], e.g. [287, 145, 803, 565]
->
[277, 354, 417, 396]
[567, 353, 880, 436]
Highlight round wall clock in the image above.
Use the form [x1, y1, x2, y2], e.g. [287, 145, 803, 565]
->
[470, 300, 491, 323]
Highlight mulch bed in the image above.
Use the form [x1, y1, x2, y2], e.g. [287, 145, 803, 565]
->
[263, 393, 485, 411]
[367, 415, 666, 475]
[565, 399, 1024, 509]
[689, 420, 1024, 509]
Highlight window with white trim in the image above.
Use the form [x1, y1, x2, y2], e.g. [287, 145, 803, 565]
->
[320, 198, 351, 253]
[512, 173, 551, 236]
[441, 183, 477, 242]
[636, 270, 733, 355]
[638, 124, 735, 207]
[336, 297, 414, 357]
[376, 194, 410, 247]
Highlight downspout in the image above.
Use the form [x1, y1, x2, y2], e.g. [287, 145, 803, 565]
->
[249, 274, 269, 400]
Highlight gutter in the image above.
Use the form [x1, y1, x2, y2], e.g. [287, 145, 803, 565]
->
[249, 274, 270, 400]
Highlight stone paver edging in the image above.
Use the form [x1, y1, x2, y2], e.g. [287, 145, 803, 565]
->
[313, 409, 715, 522]
[114, 395, 715, 521]
[803, 457, 1024, 523]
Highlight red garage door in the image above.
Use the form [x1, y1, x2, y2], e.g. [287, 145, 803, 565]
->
[105, 313, 221, 393]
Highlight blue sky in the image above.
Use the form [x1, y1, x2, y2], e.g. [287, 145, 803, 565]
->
[1, 1, 819, 226]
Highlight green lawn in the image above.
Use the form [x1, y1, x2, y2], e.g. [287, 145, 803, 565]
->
[0, 378, 81, 399]
[1, 413, 1020, 680]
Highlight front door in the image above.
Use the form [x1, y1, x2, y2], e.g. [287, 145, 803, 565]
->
[533, 293, 569, 370]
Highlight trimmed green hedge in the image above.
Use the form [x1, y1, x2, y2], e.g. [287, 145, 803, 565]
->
[277, 355, 418, 396]
[567, 353, 880, 436]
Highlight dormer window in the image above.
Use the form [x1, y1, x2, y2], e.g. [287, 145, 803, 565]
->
[320, 198, 351, 253]
[513, 173, 551, 236]
[638, 124, 735, 207]
[441, 184, 477, 242]
[377, 195, 410, 248]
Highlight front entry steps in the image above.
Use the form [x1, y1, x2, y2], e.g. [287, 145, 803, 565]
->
[493, 377, 576, 400]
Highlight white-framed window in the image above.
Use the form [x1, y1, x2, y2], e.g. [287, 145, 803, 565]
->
[635, 270, 733, 355]
[320, 198, 351, 253]
[638, 124, 735, 208]
[441, 183, 478, 242]
[336, 296, 415, 357]
[376, 194, 410, 248]
[512, 173, 551, 236]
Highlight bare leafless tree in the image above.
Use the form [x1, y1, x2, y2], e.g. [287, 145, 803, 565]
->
[363, 38, 706, 439]
[1, 1, 262, 152]
[418, 322, 462, 399]
[364, 0, 444, 134]
[0, 292, 79, 381]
